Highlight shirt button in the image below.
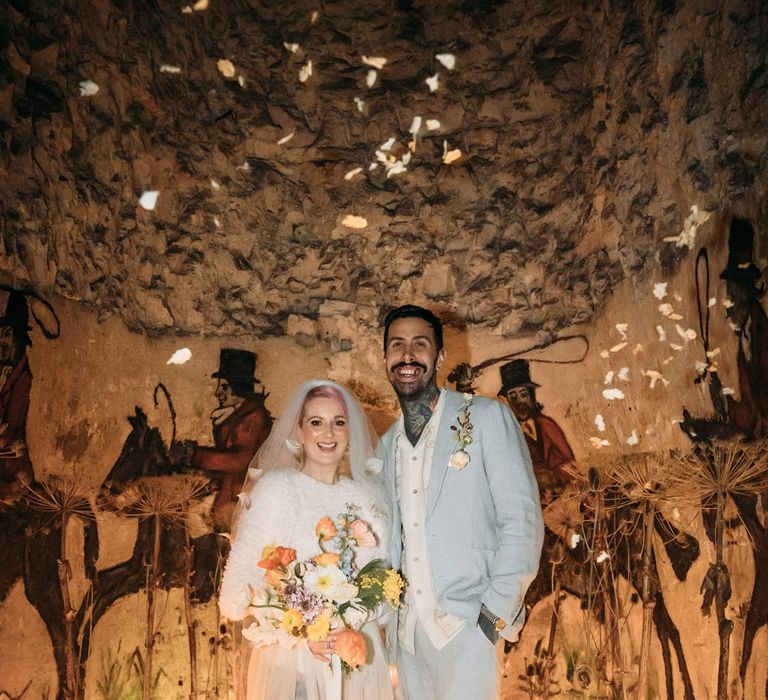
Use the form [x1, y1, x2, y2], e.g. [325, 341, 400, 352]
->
[416, 589, 422, 595]
[412, 489, 418, 494]
[413, 522, 419, 527]
[412, 456, 418, 461]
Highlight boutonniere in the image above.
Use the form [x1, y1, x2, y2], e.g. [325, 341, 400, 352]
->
[449, 394, 474, 470]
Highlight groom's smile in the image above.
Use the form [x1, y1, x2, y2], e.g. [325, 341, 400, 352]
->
[385, 317, 444, 398]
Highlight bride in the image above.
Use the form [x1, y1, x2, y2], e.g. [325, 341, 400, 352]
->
[219, 380, 394, 700]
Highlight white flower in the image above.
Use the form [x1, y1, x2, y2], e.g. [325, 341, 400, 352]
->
[332, 582, 359, 604]
[304, 566, 348, 599]
[448, 449, 470, 470]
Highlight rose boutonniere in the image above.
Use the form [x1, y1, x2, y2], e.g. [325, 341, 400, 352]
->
[449, 394, 474, 469]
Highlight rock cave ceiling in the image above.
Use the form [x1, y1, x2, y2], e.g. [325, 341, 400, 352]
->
[0, 0, 767, 340]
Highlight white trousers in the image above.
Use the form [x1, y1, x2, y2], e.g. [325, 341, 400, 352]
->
[398, 620, 499, 700]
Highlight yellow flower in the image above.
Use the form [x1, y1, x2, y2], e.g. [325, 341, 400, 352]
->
[383, 570, 404, 607]
[280, 608, 304, 634]
[306, 614, 331, 642]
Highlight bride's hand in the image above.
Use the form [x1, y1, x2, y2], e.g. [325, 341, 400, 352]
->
[307, 629, 343, 663]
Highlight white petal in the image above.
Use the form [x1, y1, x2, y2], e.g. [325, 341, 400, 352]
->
[78, 80, 100, 96]
[604, 371, 614, 385]
[656, 325, 667, 342]
[298, 59, 313, 83]
[600, 350, 610, 359]
[626, 430, 639, 446]
[615, 323, 628, 340]
[706, 348, 721, 359]
[632, 344, 644, 354]
[617, 367, 629, 381]
[425, 73, 439, 92]
[443, 147, 462, 164]
[182, 5, 193, 13]
[236, 161, 250, 171]
[277, 130, 295, 145]
[594, 414, 606, 432]
[426, 119, 441, 131]
[344, 167, 363, 181]
[354, 97, 365, 112]
[192, 0, 208, 9]
[238, 75, 246, 87]
[435, 53, 456, 70]
[167, 348, 192, 365]
[380, 137, 396, 151]
[722, 387, 735, 396]
[662, 356, 674, 365]
[675, 324, 697, 342]
[602, 388, 625, 400]
[708, 297, 716, 307]
[362, 56, 387, 70]
[569, 532, 582, 548]
[139, 191, 159, 210]
[342, 215, 368, 229]
[213, 216, 221, 228]
[589, 437, 610, 448]
[596, 551, 610, 563]
[670, 343, 683, 351]
[386, 161, 408, 178]
[366, 69, 378, 88]
[217, 59, 236, 78]
[210, 178, 221, 189]
[160, 64, 182, 74]
[653, 282, 668, 300]
[310, 10, 319, 24]
[723, 298, 734, 309]
[409, 116, 422, 135]
[368, 163, 378, 171]
[283, 42, 300, 53]
[610, 342, 627, 353]
[658, 303, 674, 317]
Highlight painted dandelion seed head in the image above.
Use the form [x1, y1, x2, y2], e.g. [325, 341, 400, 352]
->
[22, 475, 96, 531]
[101, 475, 210, 523]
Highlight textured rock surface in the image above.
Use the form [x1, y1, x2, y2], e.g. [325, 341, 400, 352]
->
[1, 0, 767, 338]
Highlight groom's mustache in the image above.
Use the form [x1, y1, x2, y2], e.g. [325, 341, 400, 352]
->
[392, 361, 428, 373]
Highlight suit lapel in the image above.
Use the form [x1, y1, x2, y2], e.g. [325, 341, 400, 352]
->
[426, 389, 463, 521]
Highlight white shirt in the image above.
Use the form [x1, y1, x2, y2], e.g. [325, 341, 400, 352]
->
[396, 390, 466, 652]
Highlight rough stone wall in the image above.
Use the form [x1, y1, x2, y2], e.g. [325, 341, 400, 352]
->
[1, 0, 767, 338]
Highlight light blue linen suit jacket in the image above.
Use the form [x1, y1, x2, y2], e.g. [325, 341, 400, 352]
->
[377, 388, 544, 645]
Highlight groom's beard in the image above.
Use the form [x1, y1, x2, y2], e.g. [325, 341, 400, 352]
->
[390, 361, 431, 399]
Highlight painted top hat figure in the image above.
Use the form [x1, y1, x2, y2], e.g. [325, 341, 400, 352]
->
[0, 289, 35, 504]
[174, 348, 272, 530]
[498, 359, 575, 498]
[716, 217, 768, 436]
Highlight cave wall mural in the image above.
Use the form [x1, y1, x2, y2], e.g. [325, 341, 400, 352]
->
[1, 0, 767, 698]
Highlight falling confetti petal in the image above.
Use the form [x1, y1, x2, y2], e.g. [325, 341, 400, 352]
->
[236, 162, 250, 171]
[604, 371, 614, 385]
[633, 344, 644, 355]
[344, 167, 363, 181]
[368, 163, 378, 171]
[626, 430, 639, 446]
[569, 532, 582, 548]
[409, 116, 422, 135]
[674, 293, 683, 302]
[213, 216, 221, 228]
[617, 367, 629, 381]
[707, 348, 721, 359]
[310, 10, 319, 24]
[78, 80, 99, 96]
[656, 325, 667, 342]
[722, 387, 735, 396]
[298, 59, 313, 83]
[708, 297, 716, 307]
[609, 342, 627, 353]
[670, 343, 683, 351]
[435, 53, 456, 70]
[425, 73, 439, 92]
[653, 282, 668, 300]
[387, 162, 407, 178]
[426, 119, 441, 131]
[596, 551, 610, 563]
[362, 56, 387, 70]
[284, 42, 300, 53]
[354, 97, 365, 112]
[600, 350, 610, 359]
[615, 323, 628, 340]
[662, 356, 675, 365]
[380, 137, 396, 151]
[602, 388, 625, 400]
[594, 414, 606, 432]
[139, 191, 159, 210]
[342, 215, 368, 229]
[160, 64, 182, 74]
[644, 370, 669, 389]
[277, 130, 295, 145]
[658, 303, 674, 317]
[695, 361, 709, 373]
[167, 348, 192, 365]
[238, 75, 246, 87]
[675, 324, 697, 342]
[366, 70, 378, 88]
[723, 298, 734, 309]
[193, 0, 209, 8]
[663, 204, 711, 249]
[210, 179, 221, 190]
[590, 437, 611, 448]
[217, 59, 236, 78]
[442, 140, 462, 164]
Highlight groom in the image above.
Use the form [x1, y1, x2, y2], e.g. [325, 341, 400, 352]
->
[378, 305, 544, 699]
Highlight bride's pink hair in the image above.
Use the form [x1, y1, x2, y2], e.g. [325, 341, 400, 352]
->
[299, 385, 348, 423]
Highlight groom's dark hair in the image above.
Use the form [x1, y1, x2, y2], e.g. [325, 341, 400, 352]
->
[383, 305, 444, 353]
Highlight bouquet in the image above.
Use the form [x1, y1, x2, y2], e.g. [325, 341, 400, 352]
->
[245, 505, 404, 670]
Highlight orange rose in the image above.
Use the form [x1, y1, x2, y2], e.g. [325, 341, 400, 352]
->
[335, 628, 367, 668]
[315, 516, 338, 541]
[313, 552, 341, 567]
[350, 519, 377, 548]
[258, 545, 297, 570]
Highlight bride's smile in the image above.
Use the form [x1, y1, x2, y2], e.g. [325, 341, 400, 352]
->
[299, 396, 350, 483]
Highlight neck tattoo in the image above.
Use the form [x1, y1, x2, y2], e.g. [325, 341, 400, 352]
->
[401, 383, 441, 446]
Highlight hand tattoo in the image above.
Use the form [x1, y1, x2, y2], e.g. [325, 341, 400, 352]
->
[401, 383, 441, 446]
